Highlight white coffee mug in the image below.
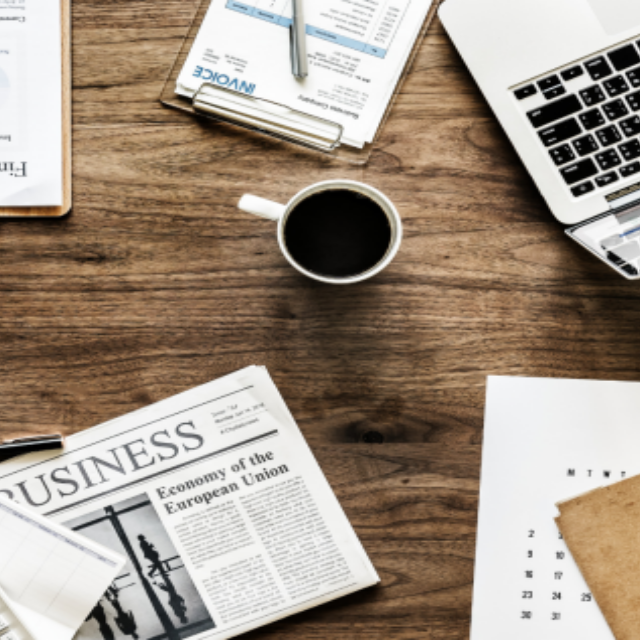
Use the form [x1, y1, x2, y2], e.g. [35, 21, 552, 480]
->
[238, 180, 402, 285]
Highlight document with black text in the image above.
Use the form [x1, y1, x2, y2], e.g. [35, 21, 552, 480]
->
[472, 376, 640, 640]
[0, 366, 379, 640]
[0, 0, 63, 206]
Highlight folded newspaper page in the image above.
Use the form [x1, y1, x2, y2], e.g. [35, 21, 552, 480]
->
[0, 366, 379, 640]
[0, 496, 125, 640]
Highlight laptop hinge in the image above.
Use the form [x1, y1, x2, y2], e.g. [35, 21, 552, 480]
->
[566, 198, 640, 279]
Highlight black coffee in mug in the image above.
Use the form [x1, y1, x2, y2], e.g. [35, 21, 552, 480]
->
[284, 189, 392, 278]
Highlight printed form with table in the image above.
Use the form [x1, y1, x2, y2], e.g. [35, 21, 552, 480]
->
[175, 0, 435, 149]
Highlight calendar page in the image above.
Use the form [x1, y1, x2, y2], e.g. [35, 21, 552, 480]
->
[473, 376, 640, 640]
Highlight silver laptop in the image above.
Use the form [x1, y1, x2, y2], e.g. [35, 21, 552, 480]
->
[440, 0, 640, 278]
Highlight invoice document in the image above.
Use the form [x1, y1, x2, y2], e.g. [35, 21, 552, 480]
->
[176, 0, 434, 148]
[0, 0, 63, 206]
[472, 376, 640, 640]
[0, 496, 124, 640]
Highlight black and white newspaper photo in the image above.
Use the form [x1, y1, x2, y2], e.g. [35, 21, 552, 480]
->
[0, 366, 379, 640]
[66, 493, 216, 640]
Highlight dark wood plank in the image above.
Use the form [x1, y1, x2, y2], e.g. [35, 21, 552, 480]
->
[3, 2, 640, 638]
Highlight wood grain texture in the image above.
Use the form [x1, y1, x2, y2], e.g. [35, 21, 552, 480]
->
[2, 0, 640, 637]
[239, 445, 479, 640]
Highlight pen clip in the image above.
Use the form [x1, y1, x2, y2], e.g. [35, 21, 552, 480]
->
[290, 23, 300, 78]
[2, 434, 62, 446]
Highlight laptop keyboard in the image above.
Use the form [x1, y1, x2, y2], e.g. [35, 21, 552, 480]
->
[514, 38, 640, 198]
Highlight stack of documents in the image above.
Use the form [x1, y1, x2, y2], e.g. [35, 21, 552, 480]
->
[0, 0, 64, 207]
[472, 376, 640, 640]
[176, 0, 435, 149]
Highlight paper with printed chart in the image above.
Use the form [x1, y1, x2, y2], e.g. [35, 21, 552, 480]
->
[0, 0, 63, 206]
[176, 0, 434, 148]
[472, 376, 640, 640]
[0, 366, 379, 640]
[0, 495, 125, 640]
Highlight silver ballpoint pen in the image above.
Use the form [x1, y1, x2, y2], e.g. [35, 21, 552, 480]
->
[290, 0, 308, 79]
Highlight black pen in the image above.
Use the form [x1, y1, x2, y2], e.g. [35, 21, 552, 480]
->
[0, 434, 65, 464]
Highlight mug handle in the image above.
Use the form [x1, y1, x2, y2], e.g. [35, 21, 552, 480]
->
[238, 195, 287, 222]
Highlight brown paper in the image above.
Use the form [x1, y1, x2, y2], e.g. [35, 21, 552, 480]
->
[556, 473, 640, 640]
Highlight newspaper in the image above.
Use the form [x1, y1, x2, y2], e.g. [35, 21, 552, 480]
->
[0, 366, 379, 640]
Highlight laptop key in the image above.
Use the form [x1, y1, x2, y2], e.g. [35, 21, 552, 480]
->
[608, 45, 640, 71]
[606, 250, 639, 275]
[580, 85, 606, 106]
[515, 84, 537, 100]
[571, 181, 595, 197]
[603, 76, 630, 97]
[595, 172, 619, 187]
[621, 161, 640, 177]
[537, 76, 565, 100]
[561, 66, 584, 81]
[619, 139, 640, 161]
[585, 57, 613, 81]
[620, 115, 640, 137]
[550, 144, 576, 166]
[560, 158, 599, 185]
[628, 91, 640, 111]
[538, 118, 582, 146]
[580, 109, 605, 130]
[596, 125, 622, 146]
[527, 95, 583, 128]
[573, 134, 598, 157]
[628, 69, 640, 88]
[603, 99, 629, 121]
[538, 75, 561, 92]
[543, 86, 566, 100]
[596, 149, 622, 170]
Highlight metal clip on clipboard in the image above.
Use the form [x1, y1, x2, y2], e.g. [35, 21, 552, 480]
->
[159, 0, 442, 165]
[192, 84, 343, 152]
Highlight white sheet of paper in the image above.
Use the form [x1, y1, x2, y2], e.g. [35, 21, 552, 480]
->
[0, 0, 63, 206]
[0, 496, 125, 640]
[471, 376, 640, 639]
[176, 0, 434, 148]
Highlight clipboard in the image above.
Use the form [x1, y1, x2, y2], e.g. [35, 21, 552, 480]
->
[160, 0, 442, 165]
[0, 0, 72, 218]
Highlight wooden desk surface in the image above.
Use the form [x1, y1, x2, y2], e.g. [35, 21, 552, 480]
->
[2, 1, 640, 638]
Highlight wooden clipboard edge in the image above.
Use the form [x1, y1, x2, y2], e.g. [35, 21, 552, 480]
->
[0, 0, 72, 218]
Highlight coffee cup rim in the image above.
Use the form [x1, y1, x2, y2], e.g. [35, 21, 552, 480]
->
[276, 180, 402, 285]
